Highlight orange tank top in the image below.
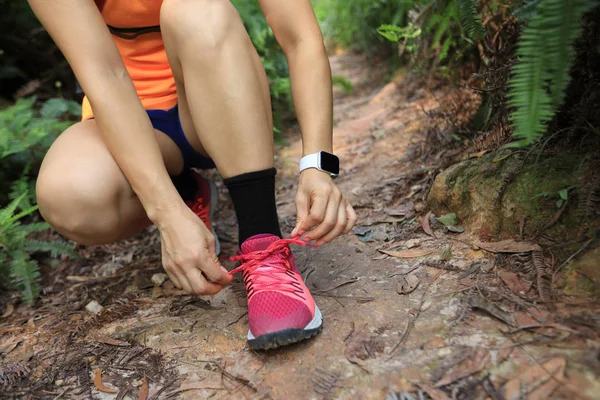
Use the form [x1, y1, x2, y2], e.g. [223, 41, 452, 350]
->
[81, 0, 177, 120]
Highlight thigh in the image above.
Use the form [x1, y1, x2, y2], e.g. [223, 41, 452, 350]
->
[37, 119, 185, 244]
[160, 2, 273, 152]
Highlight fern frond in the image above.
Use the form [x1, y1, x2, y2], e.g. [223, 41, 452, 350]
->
[458, 0, 486, 40]
[507, 0, 595, 147]
[23, 239, 77, 258]
[17, 222, 51, 235]
[0, 193, 27, 225]
[532, 251, 552, 302]
[9, 250, 40, 304]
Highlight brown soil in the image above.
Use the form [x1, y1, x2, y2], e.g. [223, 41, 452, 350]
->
[1, 52, 599, 400]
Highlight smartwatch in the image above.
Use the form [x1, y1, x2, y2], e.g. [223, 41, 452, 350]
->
[299, 151, 340, 177]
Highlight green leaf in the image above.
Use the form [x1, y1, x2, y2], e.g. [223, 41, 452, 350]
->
[458, 0, 486, 40]
[558, 188, 569, 200]
[436, 213, 458, 227]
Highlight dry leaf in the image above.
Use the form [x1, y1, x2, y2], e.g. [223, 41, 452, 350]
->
[94, 369, 118, 393]
[1, 304, 14, 318]
[91, 333, 130, 347]
[473, 239, 541, 253]
[503, 358, 566, 400]
[416, 383, 450, 400]
[396, 274, 419, 294]
[422, 211, 434, 237]
[138, 376, 149, 400]
[498, 271, 532, 293]
[435, 348, 490, 387]
[0, 337, 22, 356]
[380, 248, 437, 258]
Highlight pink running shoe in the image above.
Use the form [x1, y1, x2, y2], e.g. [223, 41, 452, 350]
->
[229, 234, 323, 350]
[185, 170, 220, 255]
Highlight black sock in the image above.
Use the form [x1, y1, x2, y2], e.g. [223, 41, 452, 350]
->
[223, 168, 282, 245]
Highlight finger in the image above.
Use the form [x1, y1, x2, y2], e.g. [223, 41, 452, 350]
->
[343, 201, 358, 234]
[299, 190, 330, 238]
[317, 202, 347, 245]
[199, 239, 233, 285]
[186, 268, 225, 295]
[291, 192, 310, 237]
[165, 268, 183, 289]
[304, 193, 339, 242]
[176, 270, 194, 294]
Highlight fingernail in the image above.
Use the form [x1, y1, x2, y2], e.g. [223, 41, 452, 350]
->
[316, 240, 324, 246]
[291, 227, 298, 236]
[221, 266, 229, 274]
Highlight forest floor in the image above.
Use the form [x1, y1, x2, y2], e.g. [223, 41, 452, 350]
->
[2, 52, 599, 400]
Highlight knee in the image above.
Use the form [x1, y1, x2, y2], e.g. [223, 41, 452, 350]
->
[36, 172, 120, 246]
[161, 0, 244, 50]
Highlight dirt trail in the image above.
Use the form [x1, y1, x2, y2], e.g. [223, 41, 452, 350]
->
[2, 52, 599, 400]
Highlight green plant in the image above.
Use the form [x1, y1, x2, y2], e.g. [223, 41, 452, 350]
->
[458, 0, 486, 40]
[0, 189, 75, 304]
[507, 0, 596, 147]
[314, 0, 411, 53]
[0, 96, 80, 201]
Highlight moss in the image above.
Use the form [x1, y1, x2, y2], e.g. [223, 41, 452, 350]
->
[428, 149, 600, 241]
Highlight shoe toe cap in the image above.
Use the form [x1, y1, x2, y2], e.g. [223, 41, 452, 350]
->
[248, 292, 313, 337]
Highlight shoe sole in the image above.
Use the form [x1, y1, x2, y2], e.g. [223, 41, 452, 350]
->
[206, 177, 221, 256]
[247, 306, 323, 350]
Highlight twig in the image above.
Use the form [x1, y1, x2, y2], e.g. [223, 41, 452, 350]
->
[388, 265, 420, 278]
[552, 238, 594, 289]
[387, 271, 443, 357]
[516, 345, 587, 400]
[227, 311, 248, 327]
[313, 293, 375, 302]
[344, 322, 355, 343]
[313, 277, 359, 293]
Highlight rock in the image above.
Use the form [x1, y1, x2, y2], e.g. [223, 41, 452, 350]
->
[405, 239, 421, 248]
[427, 150, 599, 240]
[85, 300, 104, 315]
[151, 273, 168, 287]
[97, 262, 123, 276]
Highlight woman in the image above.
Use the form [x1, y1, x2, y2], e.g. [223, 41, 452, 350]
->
[28, 0, 356, 350]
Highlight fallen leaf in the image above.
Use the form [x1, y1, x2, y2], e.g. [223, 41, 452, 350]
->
[380, 249, 437, 258]
[473, 239, 541, 253]
[91, 333, 130, 347]
[396, 274, 419, 294]
[1, 304, 14, 318]
[435, 348, 490, 387]
[440, 245, 453, 261]
[436, 213, 457, 227]
[422, 211, 434, 237]
[514, 311, 537, 327]
[405, 239, 421, 248]
[503, 358, 566, 400]
[344, 328, 385, 366]
[470, 295, 517, 327]
[447, 225, 464, 233]
[385, 202, 414, 217]
[138, 376, 149, 400]
[498, 271, 532, 293]
[94, 369, 118, 393]
[0, 337, 22, 356]
[416, 383, 450, 400]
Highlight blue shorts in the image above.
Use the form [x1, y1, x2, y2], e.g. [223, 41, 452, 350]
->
[147, 105, 215, 170]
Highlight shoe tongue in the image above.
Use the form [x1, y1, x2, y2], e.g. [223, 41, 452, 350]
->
[241, 234, 280, 253]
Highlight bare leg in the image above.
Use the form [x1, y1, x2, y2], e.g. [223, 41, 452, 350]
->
[160, 0, 275, 178]
[36, 119, 184, 245]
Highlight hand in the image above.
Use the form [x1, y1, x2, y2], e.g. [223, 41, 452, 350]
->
[291, 168, 357, 245]
[156, 206, 232, 295]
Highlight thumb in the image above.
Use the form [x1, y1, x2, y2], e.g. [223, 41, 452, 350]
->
[291, 193, 310, 238]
